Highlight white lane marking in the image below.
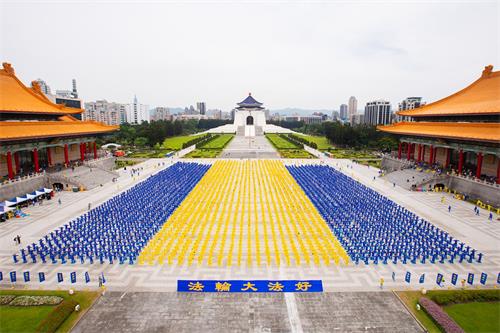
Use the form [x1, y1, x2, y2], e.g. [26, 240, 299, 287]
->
[284, 292, 303, 333]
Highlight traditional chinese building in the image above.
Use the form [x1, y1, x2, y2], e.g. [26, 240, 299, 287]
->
[232, 93, 268, 136]
[0, 63, 118, 180]
[379, 65, 500, 185]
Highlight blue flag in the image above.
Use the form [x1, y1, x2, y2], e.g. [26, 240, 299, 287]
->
[23, 271, 30, 282]
[419, 273, 425, 284]
[480, 273, 487, 285]
[405, 272, 411, 283]
[10, 271, 16, 283]
[451, 273, 458, 285]
[85, 272, 90, 283]
[467, 273, 474, 285]
[436, 273, 443, 286]
[70, 272, 76, 284]
[39, 272, 45, 283]
[57, 272, 63, 283]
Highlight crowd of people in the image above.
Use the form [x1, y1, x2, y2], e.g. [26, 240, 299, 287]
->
[287, 164, 481, 265]
[15, 163, 210, 265]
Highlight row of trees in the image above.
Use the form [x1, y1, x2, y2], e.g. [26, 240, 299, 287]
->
[112, 119, 231, 147]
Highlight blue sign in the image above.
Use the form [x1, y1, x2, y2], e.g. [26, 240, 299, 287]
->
[177, 280, 323, 293]
[467, 273, 474, 285]
[23, 271, 30, 282]
[70, 272, 76, 284]
[451, 273, 458, 285]
[436, 273, 443, 286]
[57, 272, 63, 283]
[405, 272, 411, 283]
[39, 272, 45, 283]
[480, 273, 487, 285]
[85, 272, 90, 284]
[419, 274, 425, 284]
[10, 271, 16, 283]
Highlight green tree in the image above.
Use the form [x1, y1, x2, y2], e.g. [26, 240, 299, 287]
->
[134, 137, 149, 147]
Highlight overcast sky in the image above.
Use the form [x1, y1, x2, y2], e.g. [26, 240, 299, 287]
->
[1, 0, 498, 111]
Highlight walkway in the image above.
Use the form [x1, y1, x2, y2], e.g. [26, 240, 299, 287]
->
[220, 135, 279, 159]
[73, 291, 422, 333]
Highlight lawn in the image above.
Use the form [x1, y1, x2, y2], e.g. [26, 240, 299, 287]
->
[198, 134, 234, 149]
[296, 134, 332, 150]
[353, 159, 382, 169]
[0, 289, 100, 333]
[326, 148, 378, 159]
[266, 134, 300, 149]
[162, 134, 204, 150]
[279, 149, 315, 159]
[396, 291, 441, 333]
[397, 290, 500, 333]
[445, 302, 500, 333]
[184, 149, 222, 158]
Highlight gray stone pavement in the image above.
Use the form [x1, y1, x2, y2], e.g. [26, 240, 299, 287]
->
[220, 135, 280, 159]
[73, 291, 422, 333]
[0, 158, 498, 293]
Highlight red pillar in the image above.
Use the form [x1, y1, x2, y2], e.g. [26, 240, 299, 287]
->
[93, 142, 98, 159]
[458, 150, 464, 175]
[80, 143, 85, 161]
[497, 158, 500, 184]
[429, 145, 434, 164]
[432, 147, 437, 164]
[47, 147, 52, 166]
[33, 148, 39, 173]
[397, 142, 402, 159]
[14, 151, 20, 173]
[6, 151, 14, 179]
[444, 148, 450, 168]
[476, 152, 483, 179]
[417, 144, 422, 162]
[64, 144, 69, 165]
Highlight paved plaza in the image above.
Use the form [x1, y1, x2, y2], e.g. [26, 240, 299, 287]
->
[73, 291, 422, 333]
[0, 157, 498, 293]
[220, 135, 280, 158]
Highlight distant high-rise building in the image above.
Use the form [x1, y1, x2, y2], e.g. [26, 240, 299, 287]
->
[151, 107, 171, 121]
[34, 79, 51, 95]
[348, 96, 357, 123]
[72, 79, 78, 98]
[331, 110, 340, 121]
[364, 100, 392, 125]
[84, 100, 127, 125]
[339, 104, 348, 121]
[126, 95, 149, 124]
[397, 97, 424, 122]
[196, 102, 206, 115]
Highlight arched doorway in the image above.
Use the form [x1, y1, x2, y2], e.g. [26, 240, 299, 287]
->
[246, 116, 254, 125]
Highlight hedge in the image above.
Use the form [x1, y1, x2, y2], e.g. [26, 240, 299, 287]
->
[278, 134, 304, 149]
[429, 289, 500, 305]
[419, 297, 464, 333]
[289, 134, 318, 149]
[182, 134, 212, 149]
[35, 299, 78, 333]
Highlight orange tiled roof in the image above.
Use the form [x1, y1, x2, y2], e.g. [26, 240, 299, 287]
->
[378, 122, 500, 143]
[398, 65, 500, 117]
[0, 62, 82, 115]
[0, 121, 118, 141]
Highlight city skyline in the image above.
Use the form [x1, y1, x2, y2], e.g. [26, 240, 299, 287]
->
[1, 1, 496, 111]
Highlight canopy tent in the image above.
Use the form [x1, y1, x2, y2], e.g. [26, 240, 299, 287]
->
[4, 188, 53, 206]
[43, 188, 53, 193]
[0, 205, 15, 214]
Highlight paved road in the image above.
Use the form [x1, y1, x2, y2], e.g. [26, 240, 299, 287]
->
[73, 291, 422, 333]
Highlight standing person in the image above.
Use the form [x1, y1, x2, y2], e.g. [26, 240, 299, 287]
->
[88, 203, 91, 211]
[448, 205, 451, 213]
[16, 235, 21, 245]
[98, 275, 103, 288]
[379, 277, 384, 289]
[489, 212, 493, 221]
[58, 198, 61, 205]
[392, 272, 396, 282]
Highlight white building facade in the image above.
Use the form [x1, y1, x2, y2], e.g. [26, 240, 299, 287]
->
[126, 96, 149, 124]
[84, 100, 127, 125]
[364, 100, 392, 125]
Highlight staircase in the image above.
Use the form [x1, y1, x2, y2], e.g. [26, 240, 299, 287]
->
[236, 126, 245, 136]
[254, 126, 263, 136]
